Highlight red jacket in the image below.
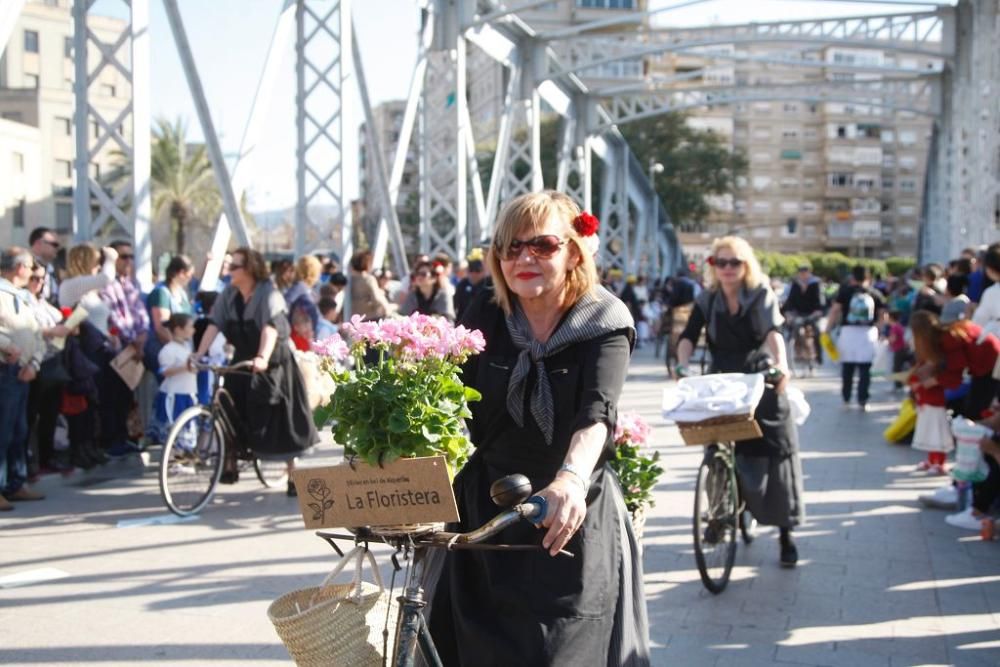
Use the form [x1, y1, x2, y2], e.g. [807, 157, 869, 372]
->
[938, 322, 1000, 389]
[909, 372, 946, 407]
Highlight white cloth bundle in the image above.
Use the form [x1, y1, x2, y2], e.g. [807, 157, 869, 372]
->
[663, 373, 765, 423]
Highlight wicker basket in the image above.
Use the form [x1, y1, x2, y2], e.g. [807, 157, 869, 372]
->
[675, 413, 762, 446]
[630, 505, 647, 544]
[268, 546, 398, 666]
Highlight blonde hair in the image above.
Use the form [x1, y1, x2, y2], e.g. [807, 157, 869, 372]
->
[488, 190, 598, 315]
[67, 243, 100, 278]
[707, 236, 765, 290]
[296, 255, 322, 286]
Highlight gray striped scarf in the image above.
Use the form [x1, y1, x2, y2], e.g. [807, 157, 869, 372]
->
[505, 285, 635, 445]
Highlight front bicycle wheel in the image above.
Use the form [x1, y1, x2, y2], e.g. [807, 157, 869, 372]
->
[693, 446, 739, 594]
[254, 457, 289, 488]
[159, 406, 224, 516]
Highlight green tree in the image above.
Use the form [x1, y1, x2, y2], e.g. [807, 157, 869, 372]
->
[618, 113, 748, 232]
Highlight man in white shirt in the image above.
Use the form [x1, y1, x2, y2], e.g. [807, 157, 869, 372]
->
[0, 248, 48, 509]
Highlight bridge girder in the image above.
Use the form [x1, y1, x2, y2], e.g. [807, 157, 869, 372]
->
[546, 10, 954, 80]
[596, 76, 941, 128]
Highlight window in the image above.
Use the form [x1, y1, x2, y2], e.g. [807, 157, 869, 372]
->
[883, 155, 896, 169]
[92, 119, 100, 139]
[55, 116, 71, 136]
[780, 178, 799, 189]
[752, 127, 772, 140]
[13, 198, 25, 229]
[752, 201, 772, 213]
[25, 73, 39, 89]
[64, 36, 73, 58]
[55, 159, 72, 180]
[781, 202, 799, 214]
[900, 179, 917, 192]
[55, 202, 73, 232]
[100, 83, 116, 97]
[784, 217, 798, 236]
[837, 125, 847, 138]
[899, 130, 917, 146]
[882, 178, 894, 189]
[752, 151, 772, 163]
[802, 201, 820, 213]
[899, 155, 918, 171]
[782, 103, 799, 113]
[89, 162, 101, 179]
[804, 178, 816, 188]
[899, 204, 917, 216]
[24, 30, 39, 53]
[577, 0, 635, 7]
[13, 152, 24, 172]
[829, 173, 854, 187]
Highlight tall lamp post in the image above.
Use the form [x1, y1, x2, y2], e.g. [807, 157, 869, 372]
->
[648, 159, 664, 275]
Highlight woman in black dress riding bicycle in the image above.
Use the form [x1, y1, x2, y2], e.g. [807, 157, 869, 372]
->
[675, 236, 805, 567]
[190, 248, 317, 494]
[428, 191, 649, 665]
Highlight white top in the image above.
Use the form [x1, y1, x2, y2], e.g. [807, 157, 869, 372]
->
[58, 258, 116, 335]
[972, 283, 1000, 339]
[158, 340, 197, 396]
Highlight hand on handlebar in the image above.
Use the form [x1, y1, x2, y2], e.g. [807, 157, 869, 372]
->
[250, 355, 268, 373]
[536, 476, 587, 557]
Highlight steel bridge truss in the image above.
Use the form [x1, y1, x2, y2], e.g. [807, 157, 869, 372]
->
[24, 0, 999, 281]
[71, 0, 151, 284]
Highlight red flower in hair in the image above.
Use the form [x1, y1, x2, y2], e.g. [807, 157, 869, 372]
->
[573, 212, 599, 237]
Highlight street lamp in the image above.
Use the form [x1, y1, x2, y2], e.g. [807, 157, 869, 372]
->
[649, 159, 664, 185]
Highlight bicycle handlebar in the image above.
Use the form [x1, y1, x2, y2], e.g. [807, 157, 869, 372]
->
[189, 358, 255, 374]
[317, 494, 574, 557]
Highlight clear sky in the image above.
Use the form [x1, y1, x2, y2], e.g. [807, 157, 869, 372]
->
[112, 0, 947, 213]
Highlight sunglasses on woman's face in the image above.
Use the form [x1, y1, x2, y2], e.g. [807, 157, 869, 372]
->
[710, 257, 744, 269]
[500, 235, 567, 261]
[415, 270, 432, 278]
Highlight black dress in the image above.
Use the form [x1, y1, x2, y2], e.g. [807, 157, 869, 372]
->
[680, 286, 805, 528]
[428, 291, 648, 666]
[209, 281, 318, 458]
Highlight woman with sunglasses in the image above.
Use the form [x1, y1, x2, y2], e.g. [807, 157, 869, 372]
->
[676, 236, 805, 567]
[399, 259, 456, 321]
[191, 248, 317, 494]
[428, 191, 649, 665]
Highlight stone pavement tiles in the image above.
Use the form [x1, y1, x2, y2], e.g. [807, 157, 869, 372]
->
[0, 346, 999, 665]
[624, 346, 1000, 667]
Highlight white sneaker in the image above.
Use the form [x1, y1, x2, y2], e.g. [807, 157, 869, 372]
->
[945, 507, 984, 531]
[919, 485, 958, 509]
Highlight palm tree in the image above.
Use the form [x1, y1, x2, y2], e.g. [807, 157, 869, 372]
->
[150, 118, 219, 255]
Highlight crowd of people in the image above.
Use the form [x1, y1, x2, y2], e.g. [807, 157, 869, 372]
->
[605, 242, 1000, 536]
[0, 228, 498, 510]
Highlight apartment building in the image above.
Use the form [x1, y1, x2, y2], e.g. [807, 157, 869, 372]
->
[0, 0, 130, 246]
[653, 44, 934, 260]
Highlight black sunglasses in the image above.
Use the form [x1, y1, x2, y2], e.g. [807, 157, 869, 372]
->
[711, 257, 744, 269]
[42, 239, 60, 249]
[119, 254, 134, 260]
[500, 235, 567, 261]
[229, 263, 245, 271]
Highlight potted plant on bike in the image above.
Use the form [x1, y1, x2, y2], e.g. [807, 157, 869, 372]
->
[609, 412, 663, 542]
[313, 313, 484, 468]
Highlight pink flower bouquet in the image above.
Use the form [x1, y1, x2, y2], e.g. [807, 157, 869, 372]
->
[609, 412, 663, 514]
[315, 314, 485, 471]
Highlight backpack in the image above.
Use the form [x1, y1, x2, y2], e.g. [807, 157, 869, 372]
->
[846, 289, 876, 325]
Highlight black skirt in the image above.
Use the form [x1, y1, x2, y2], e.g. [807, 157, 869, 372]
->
[428, 452, 621, 667]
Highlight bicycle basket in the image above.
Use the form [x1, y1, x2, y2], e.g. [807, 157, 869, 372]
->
[267, 546, 398, 666]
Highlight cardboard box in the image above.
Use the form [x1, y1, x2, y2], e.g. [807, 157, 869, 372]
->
[290, 455, 459, 529]
[676, 414, 762, 446]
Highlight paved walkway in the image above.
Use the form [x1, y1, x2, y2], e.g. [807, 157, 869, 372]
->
[1, 346, 999, 666]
